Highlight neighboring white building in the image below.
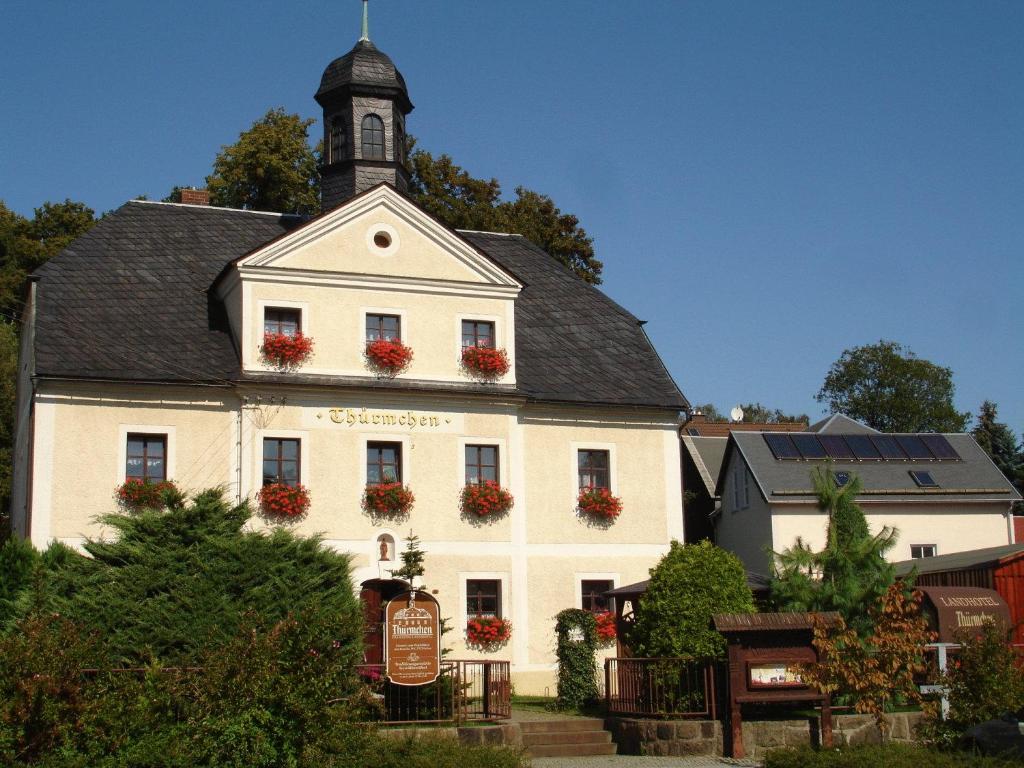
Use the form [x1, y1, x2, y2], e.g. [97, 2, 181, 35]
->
[713, 414, 1020, 575]
[10, 24, 687, 694]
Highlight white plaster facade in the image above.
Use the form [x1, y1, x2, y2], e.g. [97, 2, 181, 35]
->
[13, 186, 685, 694]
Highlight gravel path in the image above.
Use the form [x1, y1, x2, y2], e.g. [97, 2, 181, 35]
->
[531, 757, 761, 767]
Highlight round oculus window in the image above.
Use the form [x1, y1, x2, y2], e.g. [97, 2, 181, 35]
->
[365, 223, 400, 255]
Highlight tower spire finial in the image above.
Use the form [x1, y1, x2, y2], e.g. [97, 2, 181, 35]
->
[359, 0, 370, 42]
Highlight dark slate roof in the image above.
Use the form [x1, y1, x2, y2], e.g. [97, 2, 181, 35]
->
[34, 202, 301, 383]
[716, 431, 1021, 503]
[315, 40, 410, 105]
[893, 544, 1024, 577]
[32, 202, 687, 410]
[458, 231, 686, 409]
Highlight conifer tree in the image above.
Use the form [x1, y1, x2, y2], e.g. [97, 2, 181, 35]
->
[391, 531, 426, 590]
[771, 466, 897, 639]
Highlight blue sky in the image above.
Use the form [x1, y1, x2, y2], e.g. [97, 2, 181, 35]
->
[3, 1, 1022, 435]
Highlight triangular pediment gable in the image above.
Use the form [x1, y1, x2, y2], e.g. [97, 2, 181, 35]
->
[237, 185, 521, 290]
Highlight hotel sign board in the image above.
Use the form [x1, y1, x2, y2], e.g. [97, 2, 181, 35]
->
[920, 587, 1012, 643]
[384, 590, 441, 686]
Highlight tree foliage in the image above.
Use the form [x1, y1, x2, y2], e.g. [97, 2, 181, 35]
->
[972, 401, 1023, 492]
[206, 107, 322, 215]
[816, 340, 970, 433]
[771, 467, 897, 639]
[11, 488, 362, 666]
[802, 584, 934, 735]
[628, 540, 754, 659]
[408, 149, 602, 283]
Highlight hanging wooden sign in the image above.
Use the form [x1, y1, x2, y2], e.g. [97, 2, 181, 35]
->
[384, 590, 441, 686]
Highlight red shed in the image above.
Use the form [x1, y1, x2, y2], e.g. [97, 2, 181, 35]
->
[895, 544, 1024, 644]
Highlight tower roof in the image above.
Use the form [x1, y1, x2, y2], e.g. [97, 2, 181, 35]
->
[315, 40, 412, 111]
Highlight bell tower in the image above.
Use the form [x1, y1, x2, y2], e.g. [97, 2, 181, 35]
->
[315, 0, 414, 211]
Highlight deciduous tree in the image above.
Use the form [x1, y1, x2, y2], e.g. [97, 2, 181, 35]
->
[408, 149, 602, 284]
[628, 540, 754, 659]
[816, 340, 970, 433]
[205, 107, 322, 215]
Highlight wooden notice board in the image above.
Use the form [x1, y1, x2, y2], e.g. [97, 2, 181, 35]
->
[384, 590, 441, 686]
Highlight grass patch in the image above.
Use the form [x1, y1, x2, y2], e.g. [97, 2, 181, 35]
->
[511, 695, 604, 718]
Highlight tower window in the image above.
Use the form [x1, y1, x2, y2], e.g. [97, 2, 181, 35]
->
[330, 119, 346, 163]
[361, 114, 385, 160]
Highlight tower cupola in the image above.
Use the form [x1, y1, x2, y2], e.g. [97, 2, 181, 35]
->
[315, 1, 414, 210]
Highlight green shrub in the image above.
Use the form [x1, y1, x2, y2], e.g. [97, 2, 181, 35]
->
[16, 488, 362, 667]
[555, 608, 598, 709]
[628, 540, 754, 659]
[765, 743, 1020, 767]
[947, 623, 1024, 725]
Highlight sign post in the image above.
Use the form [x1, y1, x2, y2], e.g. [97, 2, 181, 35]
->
[384, 590, 441, 686]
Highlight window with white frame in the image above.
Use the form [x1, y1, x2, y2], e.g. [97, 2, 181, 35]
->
[466, 579, 501, 617]
[911, 544, 937, 559]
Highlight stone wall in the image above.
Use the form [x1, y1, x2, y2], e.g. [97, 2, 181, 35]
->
[606, 718, 723, 756]
[607, 712, 924, 758]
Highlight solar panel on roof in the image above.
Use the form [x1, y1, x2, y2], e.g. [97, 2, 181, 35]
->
[896, 435, 932, 460]
[764, 434, 801, 459]
[871, 435, 907, 459]
[845, 434, 882, 460]
[920, 434, 960, 461]
[819, 435, 854, 459]
[792, 434, 827, 459]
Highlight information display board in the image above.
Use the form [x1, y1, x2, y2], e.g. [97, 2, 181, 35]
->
[384, 590, 441, 686]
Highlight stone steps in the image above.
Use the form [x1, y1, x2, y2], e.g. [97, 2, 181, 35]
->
[519, 718, 617, 758]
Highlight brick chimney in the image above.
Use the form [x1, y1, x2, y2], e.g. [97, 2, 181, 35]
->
[180, 188, 210, 206]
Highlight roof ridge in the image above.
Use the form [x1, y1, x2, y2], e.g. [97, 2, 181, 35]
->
[129, 200, 303, 218]
[455, 229, 523, 238]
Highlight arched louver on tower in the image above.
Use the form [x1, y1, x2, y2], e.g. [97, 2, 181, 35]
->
[361, 114, 385, 160]
[330, 119, 347, 163]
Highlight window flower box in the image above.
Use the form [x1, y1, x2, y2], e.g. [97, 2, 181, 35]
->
[261, 331, 314, 369]
[466, 616, 512, 648]
[577, 486, 622, 521]
[116, 478, 180, 511]
[362, 481, 415, 517]
[364, 338, 413, 377]
[459, 480, 514, 518]
[461, 345, 510, 380]
[595, 610, 617, 643]
[257, 482, 311, 519]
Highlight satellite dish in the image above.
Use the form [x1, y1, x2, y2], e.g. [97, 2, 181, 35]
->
[730, 406, 744, 423]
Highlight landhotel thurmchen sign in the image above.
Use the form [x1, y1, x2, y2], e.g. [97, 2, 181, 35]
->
[920, 586, 1013, 643]
[384, 591, 441, 686]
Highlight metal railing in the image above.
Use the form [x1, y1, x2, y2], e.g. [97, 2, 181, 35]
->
[356, 659, 510, 724]
[605, 657, 718, 719]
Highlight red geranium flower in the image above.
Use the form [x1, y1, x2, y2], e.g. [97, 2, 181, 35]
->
[362, 482, 415, 517]
[466, 616, 512, 647]
[258, 482, 311, 519]
[116, 478, 179, 511]
[461, 345, 510, 380]
[261, 332, 313, 369]
[459, 480, 514, 518]
[595, 611, 617, 642]
[364, 338, 413, 377]
[577, 485, 622, 521]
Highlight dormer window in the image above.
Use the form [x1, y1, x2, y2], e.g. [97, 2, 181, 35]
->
[462, 320, 495, 349]
[264, 307, 300, 337]
[361, 114, 385, 160]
